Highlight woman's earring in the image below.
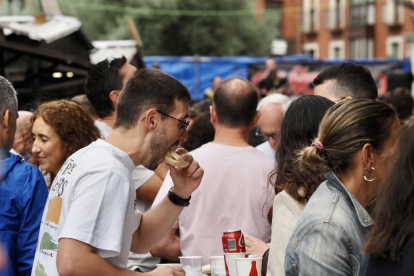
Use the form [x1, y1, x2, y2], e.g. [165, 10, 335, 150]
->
[363, 167, 377, 182]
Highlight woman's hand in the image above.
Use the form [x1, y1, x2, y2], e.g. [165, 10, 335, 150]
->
[245, 235, 270, 257]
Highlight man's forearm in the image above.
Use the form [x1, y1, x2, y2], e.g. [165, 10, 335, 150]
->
[150, 228, 181, 262]
[132, 196, 183, 254]
[57, 239, 137, 276]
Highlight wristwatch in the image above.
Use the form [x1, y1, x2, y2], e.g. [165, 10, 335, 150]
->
[167, 187, 191, 207]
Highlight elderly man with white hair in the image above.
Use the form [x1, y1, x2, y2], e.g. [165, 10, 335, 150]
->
[255, 93, 290, 159]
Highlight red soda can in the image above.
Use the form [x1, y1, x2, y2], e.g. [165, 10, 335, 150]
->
[222, 230, 246, 253]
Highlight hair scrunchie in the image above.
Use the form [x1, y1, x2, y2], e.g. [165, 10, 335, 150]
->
[311, 141, 325, 153]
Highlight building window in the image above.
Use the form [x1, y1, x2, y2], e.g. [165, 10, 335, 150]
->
[382, 0, 404, 25]
[327, 0, 346, 30]
[349, 38, 374, 58]
[304, 43, 319, 58]
[329, 40, 345, 59]
[309, 49, 315, 57]
[386, 36, 404, 59]
[349, 0, 375, 26]
[303, 0, 320, 33]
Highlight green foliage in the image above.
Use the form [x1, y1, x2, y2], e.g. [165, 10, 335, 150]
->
[5, 0, 280, 56]
[63, 0, 279, 56]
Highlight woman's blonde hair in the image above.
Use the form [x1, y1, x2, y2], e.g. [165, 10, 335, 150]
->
[297, 99, 397, 178]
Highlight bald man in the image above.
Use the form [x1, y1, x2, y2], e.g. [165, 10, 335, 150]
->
[151, 77, 273, 263]
[11, 111, 33, 157]
[255, 94, 290, 159]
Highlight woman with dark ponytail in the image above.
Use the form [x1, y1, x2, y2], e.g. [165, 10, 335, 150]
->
[264, 95, 334, 276]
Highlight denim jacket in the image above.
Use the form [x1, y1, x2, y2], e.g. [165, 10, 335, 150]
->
[284, 171, 373, 276]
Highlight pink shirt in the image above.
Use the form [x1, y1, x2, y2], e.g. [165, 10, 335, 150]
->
[153, 143, 274, 264]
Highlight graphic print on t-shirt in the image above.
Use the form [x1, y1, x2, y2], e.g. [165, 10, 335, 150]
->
[43, 159, 76, 225]
[35, 262, 47, 276]
[39, 232, 58, 251]
[45, 196, 62, 224]
[31, 141, 143, 276]
[36, 159, 77, 262]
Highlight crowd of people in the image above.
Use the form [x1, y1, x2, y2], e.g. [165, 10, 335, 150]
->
[0, 58, 414, 276]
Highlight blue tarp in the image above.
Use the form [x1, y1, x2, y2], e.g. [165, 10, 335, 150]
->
[143, 55, 411, 100]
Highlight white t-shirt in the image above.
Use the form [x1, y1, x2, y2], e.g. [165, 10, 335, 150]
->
[153, 142, 274, 265]
[93, 120, 160, 271]
[94, 120, 113, 139]
[255, 141, 275, 160]
[126, 171, 161, 272]
[31, 139, 142, 276]
[94, 120, 155, 191]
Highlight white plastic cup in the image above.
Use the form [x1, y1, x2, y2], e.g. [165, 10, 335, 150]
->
[209, 256, 225, 276]
[224, 252, 249, 276]
[235, 257, 262, 276]
[179, 256, 203, 271]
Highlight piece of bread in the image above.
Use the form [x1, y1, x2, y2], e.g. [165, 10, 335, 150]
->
[165, 149, 190, 168]
[202, 264, 211, 274]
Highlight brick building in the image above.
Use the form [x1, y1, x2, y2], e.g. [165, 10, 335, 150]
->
[259, 0, 414, 60]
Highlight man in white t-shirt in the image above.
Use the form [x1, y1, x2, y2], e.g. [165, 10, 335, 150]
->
[151, 77, 274, 264]
[85, 57, 162, 271]
[255, 94, 289, 159]
[31, 69, 204, 276]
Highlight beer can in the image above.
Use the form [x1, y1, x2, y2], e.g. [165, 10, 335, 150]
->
[222, 230, 246, 253]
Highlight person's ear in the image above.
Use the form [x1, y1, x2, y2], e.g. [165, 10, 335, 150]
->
[2, 110, 11, 132]
[345, 96, 353, 101]
[109, 90, 121, 104]
[250, 111, 261, 128]
[362, 143, 375, 169]
[141, 109, 158, 131]
[209, 105, 217, 125]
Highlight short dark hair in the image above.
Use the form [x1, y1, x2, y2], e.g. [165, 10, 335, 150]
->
[85, 57, 127, 118]
[181, 113, 215, 152]
[384, 87, 414, 120]
[313, 62, 378, 99]
[114, 68, 191, 129]
[213, 77, 258, 127]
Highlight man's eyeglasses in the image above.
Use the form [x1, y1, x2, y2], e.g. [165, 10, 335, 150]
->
[255, 126, 280, 141]
[156, 110, 190, 135]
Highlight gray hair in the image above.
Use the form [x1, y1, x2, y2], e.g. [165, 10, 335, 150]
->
[257, 93, 290, 113]
[0, 76, 18, 119]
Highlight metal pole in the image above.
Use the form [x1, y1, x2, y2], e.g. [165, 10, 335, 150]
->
[194, 53, 200, 100]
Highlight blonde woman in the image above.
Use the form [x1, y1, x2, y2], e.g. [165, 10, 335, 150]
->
[285, 100, 400, 276]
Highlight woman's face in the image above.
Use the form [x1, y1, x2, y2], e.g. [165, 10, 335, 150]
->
[32, 117, 66, 175]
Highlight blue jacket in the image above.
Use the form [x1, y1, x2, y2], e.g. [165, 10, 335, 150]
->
[0, 148, 48, 276]
[285, 171, 373, 276]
